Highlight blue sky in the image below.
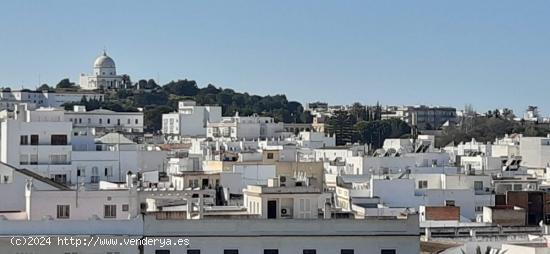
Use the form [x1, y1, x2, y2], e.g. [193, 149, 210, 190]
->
[1, 1, 549, 115]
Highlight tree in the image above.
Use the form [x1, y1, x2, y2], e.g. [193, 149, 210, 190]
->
[354, 119, 410, 149]
[37, 84, 53, 92]
[64, 78, 313, 132]
[56, 78, 76, 89]
[500, 108, 515, 120]
[436, 117, 525, 147]
[350, 102, 367, 122]
[121, 74, 132, 88]
[136, 79, 160, 90]
[326, 111, 356, 145]
[133, 90, 169, 107]
[144, 105, 174, 132]
[199, 84, 222, 95]
[366, 102, 382, 121]
[163, 79, 199, 96]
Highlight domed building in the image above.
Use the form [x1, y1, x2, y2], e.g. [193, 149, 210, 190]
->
[79, 51, 127, 90]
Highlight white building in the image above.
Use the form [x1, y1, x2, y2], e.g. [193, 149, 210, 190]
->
[0, 105, 73, 184]
[520, 136, 550, 170]
[72, 133, 168, 184]
[369, 175, 494, 221]
[66, 105, 144, 135]
[295, 131, 336, 149]
[162, 100, 222, 140]
[207, 113, 285, 140]
[0, 211, 419, 254]
[382, 105, 457, 130]
[25, 179, 139, 221]
[383, 135, 436, 153]
[460, 155, 504, 174]
[0, 89, 104, 110]
[0, 162, 69, 215]
[492, 134, 521, 158]
[79, 51, 127, 90]
[0, 219, 141, 254]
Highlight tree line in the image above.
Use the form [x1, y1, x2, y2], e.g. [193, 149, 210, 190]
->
[53, 78, 312, 132]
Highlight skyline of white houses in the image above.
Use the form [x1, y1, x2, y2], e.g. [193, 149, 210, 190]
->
[2, 52, 550, 253]
[2, 96, 550, 253]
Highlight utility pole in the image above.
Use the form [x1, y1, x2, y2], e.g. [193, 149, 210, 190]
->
[118, 131, 122, 182]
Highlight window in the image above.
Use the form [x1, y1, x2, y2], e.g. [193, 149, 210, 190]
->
[224, 250, 238, 254]
[264, 250, 278, 254]
[187, 250, 200, 254]
[104, 167, 113, 177]
[298, 198, 312, 218]
[474, 181, 484, 191]
[188, 179, 198, 188]
[53, 174, 67, 184]
[475, 206, 483, 212]
[303, 250, 316, 254]
[30, 154, 38, 165]
[50, 135, 67, 145]
[127, 119, 131, 124]
[445, 200, 455, 207]
[2, 175, 9, 183]
[30, 135, 38, 145]
[122, 204, 129, 211]
[117, 119, 121, 125]
[99, 118, 103, 124]
[513, 184, 523, 190]
[107, 118, 111, 124]
[20, 154, 28, 165]
[418, 180, 428, 189]
[135, 119, 139, 124]
[77, 167, 85, 177]
[341, 250, 354, 254]
[20, 135, 28, 145]
[91, 167, 99, 183]
[50, 154, 68, 164]
[267, 153, 274, 159]
[57, 205, 70, 219]
[104, 205, 116, 218]
[381, 250, 396, 254]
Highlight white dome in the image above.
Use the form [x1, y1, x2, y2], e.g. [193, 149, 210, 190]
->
[94, 51, 115, 69]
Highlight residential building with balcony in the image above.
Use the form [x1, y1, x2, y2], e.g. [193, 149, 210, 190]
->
[0, 105, 72, 184]
[162, 100, 222, 141]
[206, 112, 286, 140]
[66, 105, 144, 135]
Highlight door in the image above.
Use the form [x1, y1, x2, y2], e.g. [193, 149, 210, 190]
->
[53, 174, 67, 184]
[91, 167, 99, 183]
[267, 200, 277, 219]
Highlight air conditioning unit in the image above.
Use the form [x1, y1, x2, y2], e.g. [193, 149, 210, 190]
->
[279, 176, 292, 187]
[280, 208, 292, 218]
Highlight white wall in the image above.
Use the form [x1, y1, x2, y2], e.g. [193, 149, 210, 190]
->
[0, 164, 59, 212]
[220, 164, 277, 194]
[27, 187, 139, 220]
[520, 137, 550, 169]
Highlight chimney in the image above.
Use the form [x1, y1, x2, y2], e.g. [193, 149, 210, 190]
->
[126, 171, 134, 188]
[186, 197, 192, 219]
[198, 197, 204, 219]
[323, 201, 331, 219]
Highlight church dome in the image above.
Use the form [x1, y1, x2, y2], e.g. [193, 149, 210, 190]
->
[94, 51, 116, 69]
